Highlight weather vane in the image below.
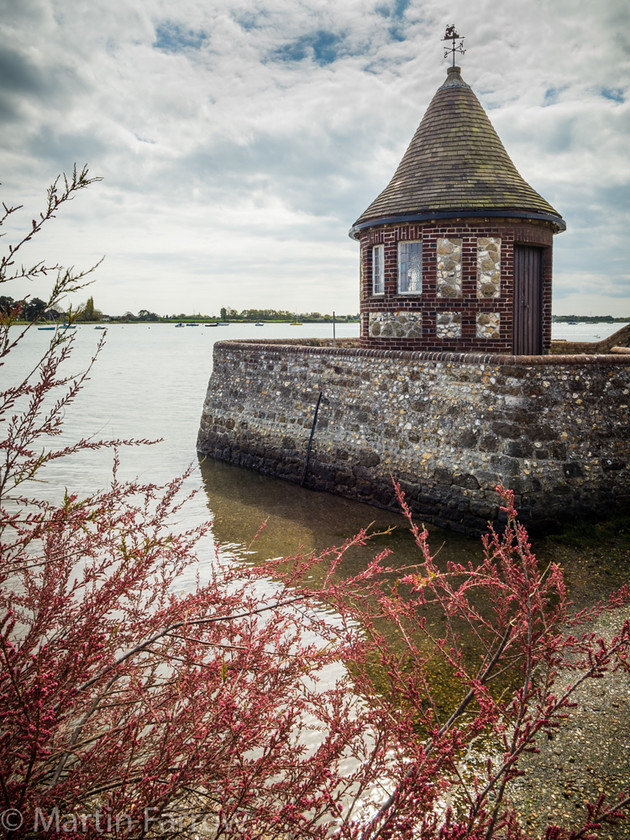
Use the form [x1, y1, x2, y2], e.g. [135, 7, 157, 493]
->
[442, 24, 465, 67]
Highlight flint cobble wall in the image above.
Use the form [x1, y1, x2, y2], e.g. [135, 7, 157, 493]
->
[197, 339, 630, 534]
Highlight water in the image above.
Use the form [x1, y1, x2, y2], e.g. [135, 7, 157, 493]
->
[3, 321, 412, 570]
[550, 321, 627, 343]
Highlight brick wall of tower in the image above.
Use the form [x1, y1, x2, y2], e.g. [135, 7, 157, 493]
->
[358, 217, 555, 354]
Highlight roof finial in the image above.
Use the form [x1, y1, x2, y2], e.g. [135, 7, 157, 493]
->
[442, 24, 465, 67]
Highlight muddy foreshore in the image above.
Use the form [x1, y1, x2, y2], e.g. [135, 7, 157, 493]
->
[509, 519, 630, 839]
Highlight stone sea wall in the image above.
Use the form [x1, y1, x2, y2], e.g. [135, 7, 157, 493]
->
[197, 339, 630, 534]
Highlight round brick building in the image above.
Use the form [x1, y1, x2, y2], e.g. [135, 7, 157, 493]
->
[350, 65, 566, 354]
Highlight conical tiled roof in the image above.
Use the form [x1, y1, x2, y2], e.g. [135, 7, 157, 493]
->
[352, 66, 565, 234]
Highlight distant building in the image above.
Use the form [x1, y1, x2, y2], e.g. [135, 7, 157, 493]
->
[350, 64, 565, 354]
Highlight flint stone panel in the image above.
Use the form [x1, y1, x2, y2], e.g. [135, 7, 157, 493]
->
[476, 312, 500, 339]
[477, 236, 501, 298]
[369, 311, 422, 338]
[437, 311, 463, 339]
[437, 237, 462, 298]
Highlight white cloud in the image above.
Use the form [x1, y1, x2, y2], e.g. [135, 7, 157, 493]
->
[1, 0, 629, 316]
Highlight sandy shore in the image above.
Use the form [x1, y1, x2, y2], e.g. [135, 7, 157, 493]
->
[510, 605, 630, 839]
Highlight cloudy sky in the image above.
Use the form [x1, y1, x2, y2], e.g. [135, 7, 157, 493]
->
[1, 0, 629, 317]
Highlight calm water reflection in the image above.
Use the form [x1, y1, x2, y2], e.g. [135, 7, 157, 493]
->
[199, 455, 482, 574]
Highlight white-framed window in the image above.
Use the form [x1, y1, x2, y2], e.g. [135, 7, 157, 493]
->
[398, 241, 422, 294]
[372, 244, 384, 295]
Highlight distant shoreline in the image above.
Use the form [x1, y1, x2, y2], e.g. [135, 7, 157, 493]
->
[19, 318, 362, 326]
[551, 315, 630, 323]
[17, 316, 630, 326]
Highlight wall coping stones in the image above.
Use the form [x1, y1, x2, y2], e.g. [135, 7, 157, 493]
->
[214, 339, 630, 368]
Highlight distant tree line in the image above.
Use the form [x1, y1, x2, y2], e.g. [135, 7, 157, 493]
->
[2, 295, 625, 326]
[0, 295, 51, 322]
[0, 297, 360, 324]
[217, 307, 358, 322]
[552, 314, 630, 323]
[0, 295, 105, 323]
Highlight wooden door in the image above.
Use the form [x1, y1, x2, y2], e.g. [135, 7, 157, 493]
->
[513, 245, 543, 355]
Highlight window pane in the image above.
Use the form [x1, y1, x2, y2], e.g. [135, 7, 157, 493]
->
[372, 245, 384, 294]
[398, 242, 422, 293]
